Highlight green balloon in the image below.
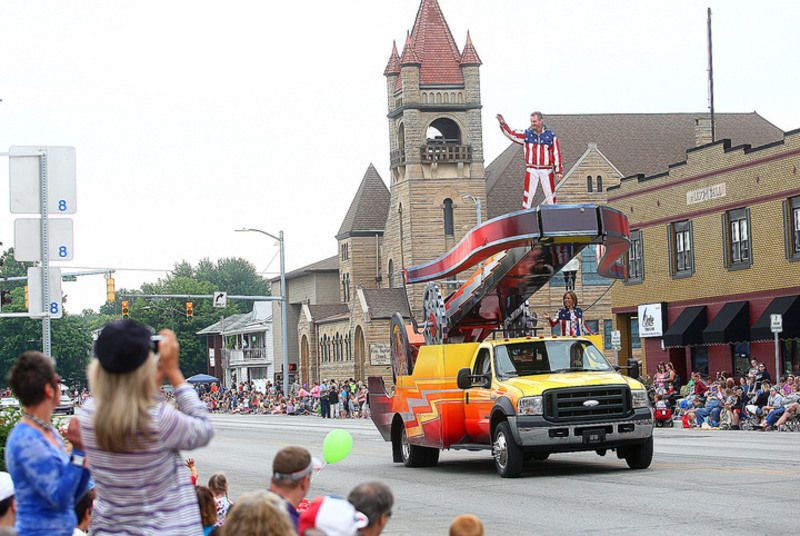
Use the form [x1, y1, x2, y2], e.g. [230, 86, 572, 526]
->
[323, 429, 353, 464]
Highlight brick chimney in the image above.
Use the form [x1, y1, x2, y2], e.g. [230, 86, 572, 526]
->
[695, 117, 713, 147]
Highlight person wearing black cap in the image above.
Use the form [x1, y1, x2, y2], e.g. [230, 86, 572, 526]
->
[77, 320, 214, 535]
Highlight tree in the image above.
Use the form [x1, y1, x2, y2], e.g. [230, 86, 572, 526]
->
[0, 248, 92, 387]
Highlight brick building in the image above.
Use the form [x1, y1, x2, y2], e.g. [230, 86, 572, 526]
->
[271, 0, 787, 387]
[607, 129, 800, 382]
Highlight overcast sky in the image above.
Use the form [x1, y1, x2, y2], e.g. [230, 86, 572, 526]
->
[2, 0, 799, 314]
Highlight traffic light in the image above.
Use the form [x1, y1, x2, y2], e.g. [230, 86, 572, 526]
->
[106, 278, 115, 303]
[122, 300, 129, 319]
[24, 286, 29, 309]
[186, 302, 193, 321]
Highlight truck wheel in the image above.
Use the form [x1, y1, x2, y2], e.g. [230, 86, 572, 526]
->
[624, 436, 653, 470]
[493, 421, 523, 477]
[400, 427, 439, 467]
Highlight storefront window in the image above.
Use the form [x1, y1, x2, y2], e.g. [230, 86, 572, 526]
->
[782, 339, 800, 375]
[691, 346, 709, 376]
[630, 316, 641, 349]
[731, 343, 750, 377]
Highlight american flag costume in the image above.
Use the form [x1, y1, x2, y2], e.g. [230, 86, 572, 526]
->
[547, 307, 595, 336]
[500, 122, 563, 207]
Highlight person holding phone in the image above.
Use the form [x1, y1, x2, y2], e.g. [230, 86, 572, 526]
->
[78, 319, 214, 535]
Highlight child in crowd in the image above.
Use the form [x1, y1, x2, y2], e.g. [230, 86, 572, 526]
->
[208, 472, 232, 528]
[654, 393, 668, 410]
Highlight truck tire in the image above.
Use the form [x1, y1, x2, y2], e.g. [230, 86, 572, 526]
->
[624, 436, 653, 470]
[400, 427, 439, 468]
[493, 421, 523, 478]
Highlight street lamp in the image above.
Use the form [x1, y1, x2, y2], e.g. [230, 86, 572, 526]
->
[236, 227, 289, 397]
[462, 194, 482, 225]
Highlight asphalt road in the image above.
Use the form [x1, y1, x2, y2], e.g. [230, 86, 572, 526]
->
[190, 414, 798, 535]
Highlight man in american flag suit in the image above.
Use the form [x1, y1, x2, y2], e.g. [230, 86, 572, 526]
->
[497, 111, 563, 207]
[542, 290, 595, 336]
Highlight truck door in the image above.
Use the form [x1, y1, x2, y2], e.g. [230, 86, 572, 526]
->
[464, 347, 493, 444]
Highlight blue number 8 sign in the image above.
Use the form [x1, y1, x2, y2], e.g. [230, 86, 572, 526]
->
[58, 200, 67, 212]
[50, 302, 59, 315]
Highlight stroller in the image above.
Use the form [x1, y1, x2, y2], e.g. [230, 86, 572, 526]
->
[654, 406, 674, 427]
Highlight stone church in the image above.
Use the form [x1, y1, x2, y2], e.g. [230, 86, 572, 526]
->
[269, 0, 783, 387]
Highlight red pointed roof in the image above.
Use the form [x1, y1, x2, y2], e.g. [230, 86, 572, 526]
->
[384, 41, 400, 76]
[394, 0, 466, 90]
[460, 31, 482, 66]
[399, 31, 421, 66]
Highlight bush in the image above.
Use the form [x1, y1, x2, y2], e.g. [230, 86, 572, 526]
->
[0, 408, 22, 471]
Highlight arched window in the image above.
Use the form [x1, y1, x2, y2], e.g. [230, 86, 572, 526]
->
[342, 273, 350, 302]
[586, 175, 593, 193]
[443, 198, 454, 236]
[596, 175, 603, 192]
[398, 123, 405, 151]
[426, 118, 461, 144]
[388, 259, 394, 288]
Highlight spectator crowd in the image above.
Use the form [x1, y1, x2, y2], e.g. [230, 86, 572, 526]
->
[649, 357, 800, 431]
[193, 379, 370, 419]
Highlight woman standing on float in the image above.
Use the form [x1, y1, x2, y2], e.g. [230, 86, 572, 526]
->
[543, 291, 595, 336]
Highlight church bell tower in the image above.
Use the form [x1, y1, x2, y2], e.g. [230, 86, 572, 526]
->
[382, 0, 487, 312]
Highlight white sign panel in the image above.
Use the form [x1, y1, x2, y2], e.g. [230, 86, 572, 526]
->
[213, 291, 228, 309]
[771, 314, 783, 333]
[638, 303, 665, 338]
[687, 183, 726, 205]
[611, 330, 621, 349]
[14, 219, 74, 261]
[9, 146, 77, 214]
[27, 267, 63, 318]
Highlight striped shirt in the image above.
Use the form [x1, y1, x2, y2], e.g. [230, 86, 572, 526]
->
[500, 122, 563, 173]
[78, 384, 214, 535]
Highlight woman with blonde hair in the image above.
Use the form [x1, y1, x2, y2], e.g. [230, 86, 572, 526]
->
[78, 320, 214, 535]
[222, 491, 295, 536]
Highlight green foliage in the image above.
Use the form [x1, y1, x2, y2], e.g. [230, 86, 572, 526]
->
[0, 407, 21, 472]
[0, 249, 268, 381]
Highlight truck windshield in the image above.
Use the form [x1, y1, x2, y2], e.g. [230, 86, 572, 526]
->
[493, 340, 613, 377]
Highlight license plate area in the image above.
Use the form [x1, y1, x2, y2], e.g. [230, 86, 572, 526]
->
[579, 426, 608, 445]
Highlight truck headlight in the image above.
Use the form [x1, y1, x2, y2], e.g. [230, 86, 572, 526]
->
[631, 389, 649, 409]
[518, 396, 543, 416]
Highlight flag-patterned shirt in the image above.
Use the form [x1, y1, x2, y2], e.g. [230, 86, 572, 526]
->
[548, 307, 594, 336]
[500, 123, 563, 173]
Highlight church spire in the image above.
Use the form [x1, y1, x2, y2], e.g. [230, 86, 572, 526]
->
[384, 40, 400, 76]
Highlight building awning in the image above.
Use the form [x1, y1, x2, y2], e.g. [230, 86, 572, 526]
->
[702, 301, 750, 345]
[751, 295, 800, 341]
[663, 305, 707, 348]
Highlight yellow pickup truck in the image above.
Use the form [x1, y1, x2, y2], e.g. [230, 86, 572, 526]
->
[368, 335, 653, 477]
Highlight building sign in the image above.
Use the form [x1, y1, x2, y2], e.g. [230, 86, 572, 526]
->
[638, 302, 666, 338]
[687, 183, 726, 205]
[370, 343, 391, 366]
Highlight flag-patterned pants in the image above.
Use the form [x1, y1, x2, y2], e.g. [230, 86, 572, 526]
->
[523, 167, 556, 208]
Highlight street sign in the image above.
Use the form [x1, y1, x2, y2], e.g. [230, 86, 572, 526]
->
[213, 291, 228, 308]
[611, 330, 621, 349]
[9, 146, 77, 214]
[771, 314, 783, 333]
[27, 267, 63, 319]
[13, 218, 74, 261]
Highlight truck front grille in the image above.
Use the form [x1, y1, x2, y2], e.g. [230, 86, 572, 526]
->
[543, 386, 632, 423]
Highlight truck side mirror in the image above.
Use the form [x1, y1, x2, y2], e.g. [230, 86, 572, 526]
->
[456, 368, 472, 389]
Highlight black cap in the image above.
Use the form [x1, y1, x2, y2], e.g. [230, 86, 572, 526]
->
[94, 319, 152, 374]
